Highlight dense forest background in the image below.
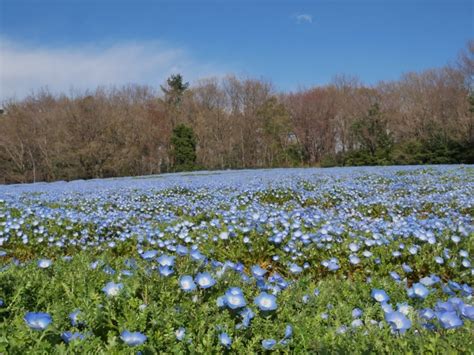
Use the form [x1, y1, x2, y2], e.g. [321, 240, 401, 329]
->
[0, 42, 473, 184]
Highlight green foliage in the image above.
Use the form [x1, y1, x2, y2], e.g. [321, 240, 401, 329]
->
[171, 124, 197, 172]
[347, 103, 394, 166]
[161, 74, 189, 108]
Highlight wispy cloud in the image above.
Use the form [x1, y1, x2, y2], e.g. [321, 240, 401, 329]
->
[293, 13, 313, 24]
[0, 38, 227, 101]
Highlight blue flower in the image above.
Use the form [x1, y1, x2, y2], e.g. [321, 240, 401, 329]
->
[190, 249, 206, 262]
[389, 271, 401, 282]
[419, 308, 436, 320]
[38, 259, 52, 269]
[219, 332, 232, 348]
[262, 339, 277, 350]
[349, 255, 361, 265]
[254, 292, 277, 311]
[437, 311, 463, 329]
[460, 304, 474, 320]
[279, 324, 293, 344]
[24, 312, 52, 330]
[407, 283, 430, 299]
[224, 287, 247, 309]
[176, 245, 188, 256]
[179, 275, 197, 292]
[385, 311, 411, 333]
[195, 272, 216, 289]
[102, 282, 123, 297]
[157, 254, 175, 267]
[402, 263, 413, 273]
[236, 307, 255, 329]
[336, 325, 348, 334]
[140, 250, 158, 260]
[381, 302, 393, 313]
[371, 289, 390, 303]
[120, 330, 147, 346]
[435, 301, 455, 312]
[69, 310, 83, 326]
[175, 327, 186, 341]
[288, 263, 303, 274]
[352, 308, 363, 318]
[251, 265, 267, 278]
[61, 331, 85, 343]
[159, 265, 174, 276]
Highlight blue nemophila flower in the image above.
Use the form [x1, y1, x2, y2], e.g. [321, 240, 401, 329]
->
[254, 292, 277, 311]
[190, 249, 206, 262]
[437, 311, 463, 329]
[175, 327, 186, 341]
[38, 259, 52, 269]
[195, 272, 216, 289]
[224, 287, 247, 309]
[371, 289, 390, 303]
[236, 307, 255, 329]
[179, 275, 197, 292]
[219, 332, 232, 348]
[176, 245, 188, 256]
[251, 265, 267, 278]
[402, 263, 413, 273]
[120, 330, 147, 346]
[279, 324, 293, 344]
[288, 263, 303, 274]
[381, 302, 393, 313]
[351, 319, 363, 328]
[102, 282, 123, 297]
[349, 255, 361, 265]
[352, 308, 363, 318]
[385, 311, 411, 333]
[217, 296, 226, 308]
[407, 283, 430, 299]
[262, 339, 277, 350]
[24, 312, 52, 330]
[390, 271, 401, 282]
[0, 299, 3, 307]
[140, 250, 158, 260]
[159, 265, 174, 276]
[157, 254, 175, 267]
[419, 308, 436, 320]
[69, 310, 83, 326]
[435, 301, 455, 312]
[397, 303, 411, 315]
[460, 304, 474, 320]
[336, 325, 348, 334]
[349, 242, 360, 252]
[61, 331, 85, 343]
[420, 275, 439, 287]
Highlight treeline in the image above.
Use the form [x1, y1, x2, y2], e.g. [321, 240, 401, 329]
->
[0, 42, 473, 184]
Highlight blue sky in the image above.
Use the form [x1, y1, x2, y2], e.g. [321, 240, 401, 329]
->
[0, 0, 472, 100]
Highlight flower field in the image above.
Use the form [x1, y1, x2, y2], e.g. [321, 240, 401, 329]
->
[0, 166, 473, 353]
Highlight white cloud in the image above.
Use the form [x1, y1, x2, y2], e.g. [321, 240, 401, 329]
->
[0, 37, 226, 101]
[293, 13, 313, 24]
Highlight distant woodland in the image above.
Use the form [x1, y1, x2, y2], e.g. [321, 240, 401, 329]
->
[0, 42, 473, 184]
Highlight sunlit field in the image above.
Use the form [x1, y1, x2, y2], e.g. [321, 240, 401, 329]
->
[0, 166, 473, 353]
